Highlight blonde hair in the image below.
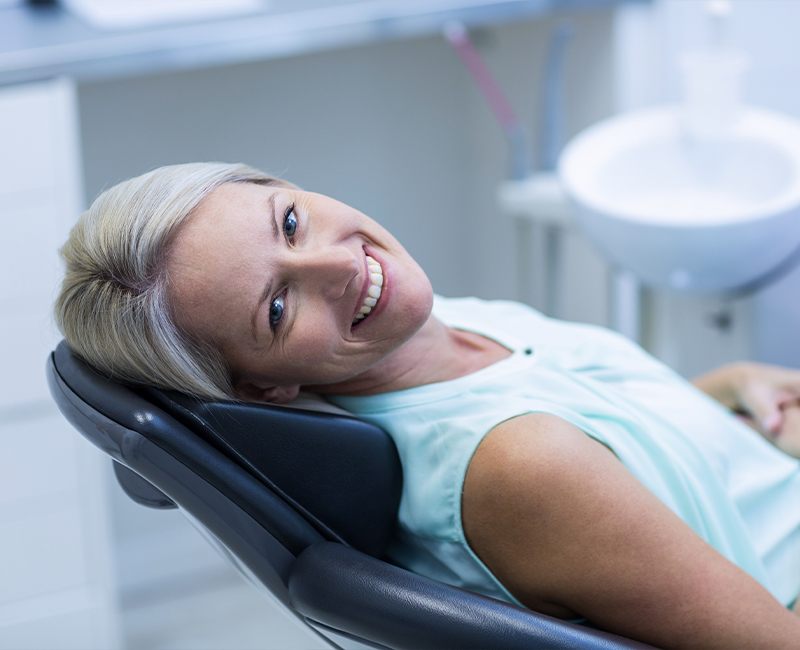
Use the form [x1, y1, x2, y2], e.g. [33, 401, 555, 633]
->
[55, 162, 293, 400]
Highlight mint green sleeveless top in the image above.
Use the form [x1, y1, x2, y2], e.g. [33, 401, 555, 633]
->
[328, 296, 800, 609]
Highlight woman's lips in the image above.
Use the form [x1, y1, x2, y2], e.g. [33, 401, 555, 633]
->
[352, 248, 387, 328]
[352, 251, 372, 324]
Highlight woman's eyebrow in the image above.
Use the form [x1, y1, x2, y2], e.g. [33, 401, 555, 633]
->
[267, 191, 279, 241]
[250, 192, 280, 343]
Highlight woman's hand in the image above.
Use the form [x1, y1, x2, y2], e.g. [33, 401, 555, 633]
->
[771, 403, 800, 459]
[693, 361, 800, 458]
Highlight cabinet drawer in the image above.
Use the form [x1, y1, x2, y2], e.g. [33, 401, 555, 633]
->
[0, 414, 81, 509]
[0, 305, 61, 408]
[0, 504, 89, 606]
[0, 196, 67, 305]
[0, 81, 68, 197]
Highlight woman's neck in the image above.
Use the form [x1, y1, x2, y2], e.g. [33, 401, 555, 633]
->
[316, 314, 512, 397]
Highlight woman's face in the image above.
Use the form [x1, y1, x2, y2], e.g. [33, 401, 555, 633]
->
[168, 181, 433, 401]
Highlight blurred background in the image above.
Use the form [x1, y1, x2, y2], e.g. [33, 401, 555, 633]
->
[2, 0, 800, 647]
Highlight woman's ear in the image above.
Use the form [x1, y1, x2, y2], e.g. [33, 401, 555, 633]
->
[235, 381, 301, 404]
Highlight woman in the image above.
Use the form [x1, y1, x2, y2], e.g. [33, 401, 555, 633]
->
[56, 162, 800, 647]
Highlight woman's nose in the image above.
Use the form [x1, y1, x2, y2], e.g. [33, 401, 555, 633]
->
[292, 247, 360, 298]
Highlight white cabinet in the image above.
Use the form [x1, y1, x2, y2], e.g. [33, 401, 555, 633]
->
[0, 78, 121, 650]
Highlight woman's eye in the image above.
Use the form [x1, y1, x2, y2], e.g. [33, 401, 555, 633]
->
[283, 205, 298, 239]
[269, 293, 285, 329]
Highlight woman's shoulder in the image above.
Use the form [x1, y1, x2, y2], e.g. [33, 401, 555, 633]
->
[461, 412, 610, 615]
[466, 412, 604, 484]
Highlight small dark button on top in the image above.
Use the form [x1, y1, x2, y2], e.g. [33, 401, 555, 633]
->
[524, 347, 533, 355]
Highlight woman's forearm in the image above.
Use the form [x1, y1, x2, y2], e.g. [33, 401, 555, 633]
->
[693, 362, 800, 458]
[691, 362, 746, 410]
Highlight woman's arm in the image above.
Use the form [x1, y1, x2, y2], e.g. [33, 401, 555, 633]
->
[692, 361, 800, 457]
[462, 413, 800, 648]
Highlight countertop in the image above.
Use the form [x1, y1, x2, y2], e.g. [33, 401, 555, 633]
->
[0, 0, 640, 86]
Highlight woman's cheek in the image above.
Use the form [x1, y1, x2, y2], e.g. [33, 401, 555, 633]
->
[292, 322, 337, 364]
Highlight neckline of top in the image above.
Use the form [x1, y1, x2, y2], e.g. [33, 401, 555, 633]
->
[329, 303, 534, 410]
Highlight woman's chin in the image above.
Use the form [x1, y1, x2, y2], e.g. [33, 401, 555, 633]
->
[403, 273, 434, 329]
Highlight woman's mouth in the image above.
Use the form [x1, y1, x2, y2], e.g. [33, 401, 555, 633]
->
[352, 254, 384, 326]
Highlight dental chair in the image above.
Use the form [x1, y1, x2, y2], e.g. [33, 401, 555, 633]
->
[46, 341, 653, 650]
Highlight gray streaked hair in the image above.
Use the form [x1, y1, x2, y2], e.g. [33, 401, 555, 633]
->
[55, 162, 294, 400]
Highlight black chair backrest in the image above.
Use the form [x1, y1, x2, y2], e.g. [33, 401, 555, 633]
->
[47, 341, 403, 560]
[48, 341, 657, 650]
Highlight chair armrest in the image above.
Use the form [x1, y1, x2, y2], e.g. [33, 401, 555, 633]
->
[288, 542, 654, 650]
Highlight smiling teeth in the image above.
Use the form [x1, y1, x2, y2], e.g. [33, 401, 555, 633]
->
[353, 255, 383, 324]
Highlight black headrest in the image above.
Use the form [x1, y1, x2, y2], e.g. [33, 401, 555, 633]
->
[51, 341, 402, 558]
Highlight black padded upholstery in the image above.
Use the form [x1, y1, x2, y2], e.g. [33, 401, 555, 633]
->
[141, 387, 402, 557]
[47, 340, 656, 649]
[51, 341, 401, 557]
[290, 542, 649, 650]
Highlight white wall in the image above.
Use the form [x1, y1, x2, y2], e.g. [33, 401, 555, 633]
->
[78, 9, 618, 312]
[461, 10, 616, 326]
[78, 35, 474, 297]
[714, 0, 800, 370]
